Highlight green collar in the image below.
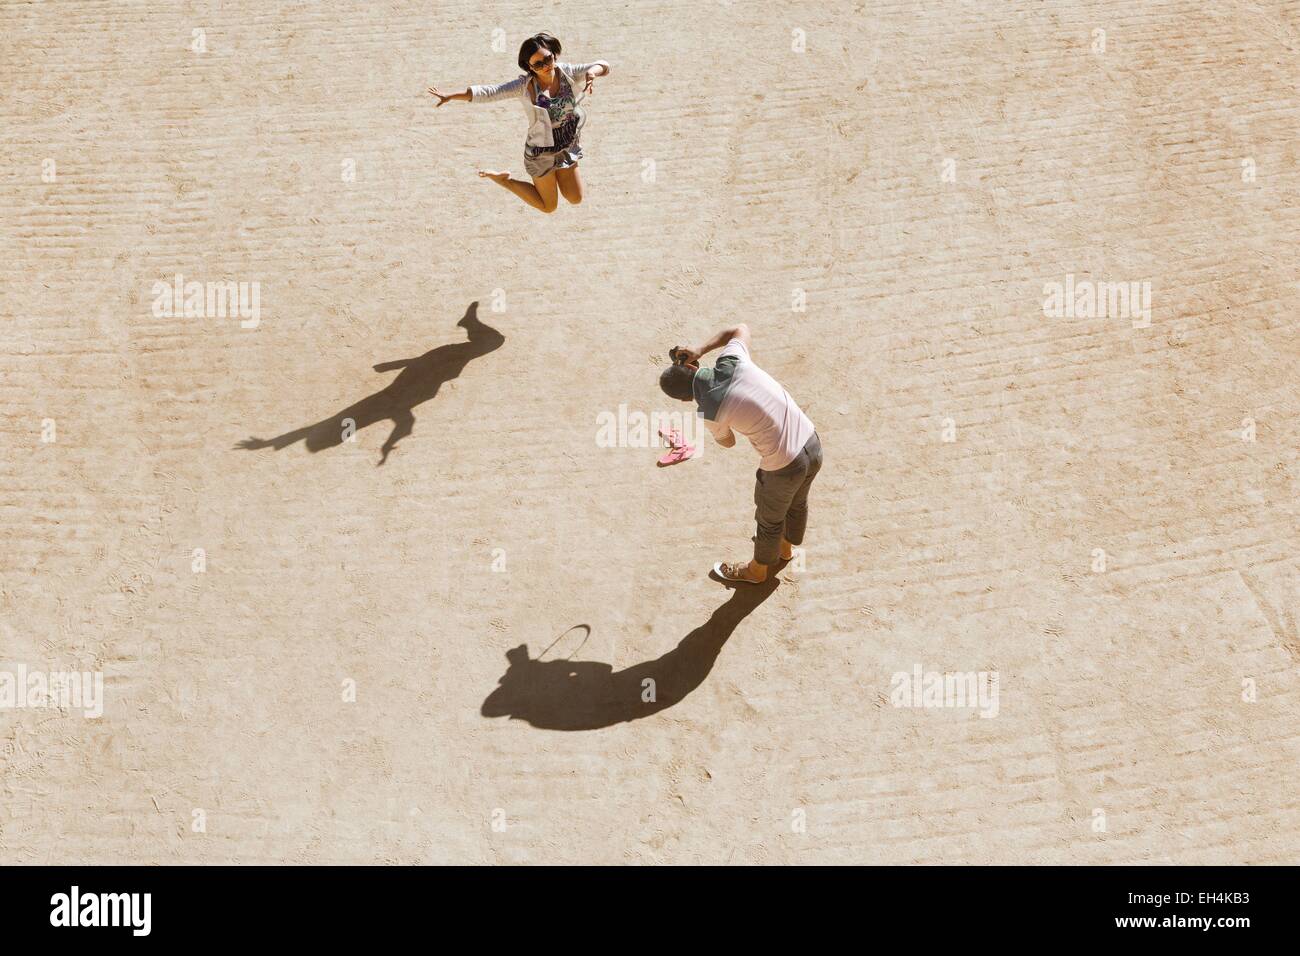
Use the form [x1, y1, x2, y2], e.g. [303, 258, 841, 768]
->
[692, 366, 726, 421]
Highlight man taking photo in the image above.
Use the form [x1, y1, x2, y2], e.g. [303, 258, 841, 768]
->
[660, 324, 823, 584]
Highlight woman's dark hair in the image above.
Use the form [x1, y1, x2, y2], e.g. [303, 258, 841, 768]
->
[518, 33, 562, 73]
[659, 364, 696, 402]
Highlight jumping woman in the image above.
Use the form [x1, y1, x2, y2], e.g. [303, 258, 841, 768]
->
[428, 33, 611, 213]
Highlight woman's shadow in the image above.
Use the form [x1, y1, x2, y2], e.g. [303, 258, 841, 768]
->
[235, 301, 504, 465]
[481, 580, 780, 731]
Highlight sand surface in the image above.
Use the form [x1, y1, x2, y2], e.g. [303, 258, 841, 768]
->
[2, 1, 1298, 864]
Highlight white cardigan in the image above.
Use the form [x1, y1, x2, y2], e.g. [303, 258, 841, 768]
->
[470, 60, 609, 148]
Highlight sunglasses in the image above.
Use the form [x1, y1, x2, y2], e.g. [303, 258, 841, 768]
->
[528, 50, 555, 71]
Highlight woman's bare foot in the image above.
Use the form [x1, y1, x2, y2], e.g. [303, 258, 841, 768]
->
[779, 537, 795, 561]
[477, 169, 552, 211]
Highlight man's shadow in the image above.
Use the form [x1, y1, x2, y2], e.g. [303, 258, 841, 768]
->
[481, 580, 780, 731]
[235, 301, 504, 465]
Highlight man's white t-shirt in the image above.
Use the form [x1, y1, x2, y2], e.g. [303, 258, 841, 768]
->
[701, 338, 815, 471]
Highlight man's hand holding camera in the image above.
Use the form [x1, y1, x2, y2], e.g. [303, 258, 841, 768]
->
[670, 345, 701, 369]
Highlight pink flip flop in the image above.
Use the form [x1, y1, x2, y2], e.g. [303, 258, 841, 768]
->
[657, 441, 695, 466]
[656, 425, 694, 466]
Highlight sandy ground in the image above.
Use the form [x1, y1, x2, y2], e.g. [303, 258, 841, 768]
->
[2, 0, 1298, 864]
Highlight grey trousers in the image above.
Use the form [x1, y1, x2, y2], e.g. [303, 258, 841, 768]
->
[753, 431, 823, 565]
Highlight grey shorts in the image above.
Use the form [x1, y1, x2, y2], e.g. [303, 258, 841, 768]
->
[524, 142, 583, 179]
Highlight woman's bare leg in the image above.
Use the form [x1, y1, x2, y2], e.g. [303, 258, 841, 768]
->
[556, 164, 584, 204]
[479, 170, 559, 213]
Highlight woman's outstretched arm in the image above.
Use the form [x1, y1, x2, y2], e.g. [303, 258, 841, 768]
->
[568, 60, 611, 79]
[427, 86, 472, 106]
[564, 61, 610, 95]
[429, 72, 527, 105]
